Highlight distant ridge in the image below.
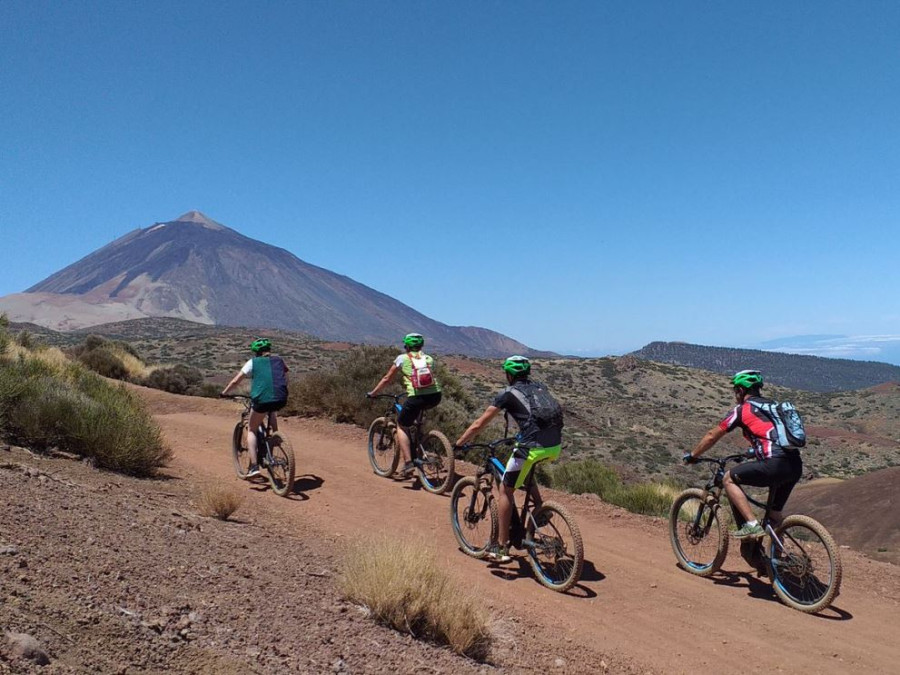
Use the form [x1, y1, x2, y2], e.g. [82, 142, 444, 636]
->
[2, 211, 551, 358]
[630, 341, 900, 392]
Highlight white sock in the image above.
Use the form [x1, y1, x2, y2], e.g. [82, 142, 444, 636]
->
[745, 519, 758, 527]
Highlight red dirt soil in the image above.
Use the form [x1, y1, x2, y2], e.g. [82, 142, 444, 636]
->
[4, 387, 900, 673]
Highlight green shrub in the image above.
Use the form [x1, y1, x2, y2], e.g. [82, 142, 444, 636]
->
[0, 355, 171, 476]
[289, 346, 479, 440]
[546, 458, 675, 517]
[142, 364, 205, 395]
[78, 347, 129, 380]
[548, 459, 621, 499]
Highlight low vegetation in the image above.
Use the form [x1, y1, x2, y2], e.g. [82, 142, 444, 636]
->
[0, 319, 171, 476]
[545, 459, 680, 516]
[196, 483, 244, 520]
[290, 345, 480, 441]
[339, 536, 491, 660]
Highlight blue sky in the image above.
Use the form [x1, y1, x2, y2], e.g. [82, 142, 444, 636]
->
[1, 2, 898, 360]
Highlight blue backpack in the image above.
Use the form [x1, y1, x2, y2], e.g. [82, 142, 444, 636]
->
[749, 399, 807, 449]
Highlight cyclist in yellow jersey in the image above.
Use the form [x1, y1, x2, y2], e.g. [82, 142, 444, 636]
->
[367, 333, 442, 476]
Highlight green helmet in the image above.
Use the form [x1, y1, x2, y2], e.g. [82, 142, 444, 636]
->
[250, 337, 272, 354]
[502, 355, 531, 377]
[403, 333, 425, 350]
[732, 370, 763, 389]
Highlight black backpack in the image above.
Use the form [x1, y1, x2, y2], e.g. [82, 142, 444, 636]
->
[748, 399, 807, 449]
[510, 381, 564, 431]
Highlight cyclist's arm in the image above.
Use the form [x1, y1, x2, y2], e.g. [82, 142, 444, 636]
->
[455, 405, 501, 447]
[221, 371, 246, 396]
[688, 425, 728, 461]
[369, 364, 399, 397]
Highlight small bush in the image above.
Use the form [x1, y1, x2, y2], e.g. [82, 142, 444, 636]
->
[290, 345, 479, 440]
[196, 483, 244, 520]
[547, 459, 676, 517]
[141, 364, 205, 395]
[339, 536, 491, 660]
[78, 348, 129, 380]
[0, 354, 171, 476]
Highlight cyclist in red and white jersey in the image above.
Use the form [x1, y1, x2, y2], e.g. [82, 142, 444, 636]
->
[684, 370, 803, 538]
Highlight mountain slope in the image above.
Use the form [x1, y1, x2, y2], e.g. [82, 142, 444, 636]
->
[12, 211, 543, 357]
[630, 341, 900, 392]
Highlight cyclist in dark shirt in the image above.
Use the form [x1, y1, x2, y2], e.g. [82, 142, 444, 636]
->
[455, 355, 563, 563]
[222, 338, 289, 478]
[684, 370, 802, 538]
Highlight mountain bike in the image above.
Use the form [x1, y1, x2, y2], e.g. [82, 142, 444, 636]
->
[450, 438, 584, 592]
[670, 453, 842, 613]
[225, 395, 296, 497]
[366, 393, 454, 495]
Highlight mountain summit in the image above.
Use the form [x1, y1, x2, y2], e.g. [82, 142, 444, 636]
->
[9, 212, 540, 357]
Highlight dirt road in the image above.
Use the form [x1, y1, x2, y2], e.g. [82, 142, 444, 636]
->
[155, 392, 900, 674]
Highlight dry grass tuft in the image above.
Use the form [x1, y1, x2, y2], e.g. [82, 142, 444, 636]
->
[339, 536, 492, 660]
[197, 483, 244, 520]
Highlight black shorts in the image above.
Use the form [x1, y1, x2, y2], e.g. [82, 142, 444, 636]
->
[729, 452, 803, 511]
[397, 392, 442, 427]
[251, 399, 287, 414]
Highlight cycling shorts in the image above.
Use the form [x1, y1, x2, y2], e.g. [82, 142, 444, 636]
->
[397, 392, 442, 427]
[729, 452, 802, 511]
[251, 399, 287, 414]
[501, 444, 561, 489]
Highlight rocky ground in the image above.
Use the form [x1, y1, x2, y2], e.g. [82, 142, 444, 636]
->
[0, 445, 494, 674]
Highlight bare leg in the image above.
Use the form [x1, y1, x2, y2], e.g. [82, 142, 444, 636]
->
[495, 482, 515, 547]
[724, 470, 755, 522]
[395, 426, 413, 465]
[268, 411, 278, 433]
[247, 410, 266, 466]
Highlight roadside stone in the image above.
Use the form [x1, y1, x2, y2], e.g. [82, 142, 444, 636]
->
[0, 545, 19, 556]
[6, 631, 51, 666]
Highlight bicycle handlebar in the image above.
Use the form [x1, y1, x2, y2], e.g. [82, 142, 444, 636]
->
[366, 393, 407, 401]
[454, 437, 517, 459]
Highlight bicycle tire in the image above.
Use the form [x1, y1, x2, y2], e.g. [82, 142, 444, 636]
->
[449, 476, 497, 559]
[768, 514, 842, 613]
[525, 501, 584, 592]
[416, 429, 455, 495]
[367, 417, 399, 477]
[265, 434, 296, 497]
[669, 488, 728, 577]
[231, 421, 251, 479]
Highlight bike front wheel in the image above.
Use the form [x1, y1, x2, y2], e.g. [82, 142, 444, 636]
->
[768, 514, 842, 613]
[449, 476, 497, 559]
[232, 421, 251, 479]
[525, 501, 584, 592]
[669, 488, 728, 577]
[367, 417, 399, 477]
[265, 434, 296, 497]
[416, 430, 455, 494]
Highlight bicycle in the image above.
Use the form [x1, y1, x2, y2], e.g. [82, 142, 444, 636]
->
[366, 393, 454, 495]
[450, 438, 584, 592]
[225, 395, 296, 498]
[670, 452, 842, 613]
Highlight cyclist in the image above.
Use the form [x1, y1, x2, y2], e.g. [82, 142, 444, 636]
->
[684, 369, 803, 538]
[367, 333, 442, 476]
[454, 355, 564, 563]
[222, 338, 289, 478]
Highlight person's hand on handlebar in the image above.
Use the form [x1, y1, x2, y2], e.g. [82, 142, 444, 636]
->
[682, 452, 698, 465]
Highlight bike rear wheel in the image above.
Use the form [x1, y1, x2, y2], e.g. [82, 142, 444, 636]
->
[367, 417, 399, 477]
[231, 421, 251, 479]
[768, 514, 842, 613]
[449, 476, 497, 559]
[265, 434, 296, 497]
[416, 429, 455, 494]
[525, 501, 584, 592]
[669, 488, 728, 577]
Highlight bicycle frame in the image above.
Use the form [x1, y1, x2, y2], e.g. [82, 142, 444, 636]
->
[693, 454, 788, 558]
[371, 393, 426, 454]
